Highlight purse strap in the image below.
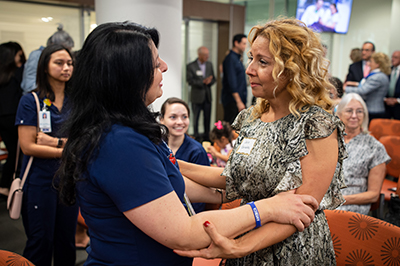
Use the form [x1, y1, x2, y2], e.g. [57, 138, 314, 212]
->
[13, 92, 41, 189]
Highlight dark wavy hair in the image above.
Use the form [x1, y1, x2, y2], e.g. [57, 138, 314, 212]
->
[36, 44, 73, 101]
[56, 21, 167, 205]
[0, 42, 25, 86]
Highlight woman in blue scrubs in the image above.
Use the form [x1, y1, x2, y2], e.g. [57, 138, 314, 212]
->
[56, 22, 318, 266]
[160, 97, 210, 213]
[16, 44, 78, 266]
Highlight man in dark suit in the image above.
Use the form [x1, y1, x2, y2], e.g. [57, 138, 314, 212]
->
[384, 50, 400, 120]
[186, 46, 216, 141]
[346, 41, 375, 83]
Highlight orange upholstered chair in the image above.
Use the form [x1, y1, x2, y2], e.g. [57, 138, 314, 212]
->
[379, 135, 400, 201]
[324, 209, 400, 265]
[369, 118, 400, 140]
[379, 136, 400, 178]
[221, 199, 242, 210]
[192, 258, 222, 266]
[0, 250, 35, 266]
[77, 209, 88, 229]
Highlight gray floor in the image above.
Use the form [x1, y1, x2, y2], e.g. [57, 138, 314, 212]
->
[0, 173, 88, 265]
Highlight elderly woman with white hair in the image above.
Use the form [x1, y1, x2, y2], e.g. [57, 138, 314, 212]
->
[336, 93, 390, 215]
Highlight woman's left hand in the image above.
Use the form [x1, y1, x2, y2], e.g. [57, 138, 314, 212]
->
[174, 221, 243, 259]
[36, 132, 57, 147]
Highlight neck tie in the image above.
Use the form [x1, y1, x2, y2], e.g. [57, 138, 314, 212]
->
[388, 67, 398, 97]
[363, 64, 370, 78]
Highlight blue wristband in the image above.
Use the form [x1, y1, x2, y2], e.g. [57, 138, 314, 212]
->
[247, 201, 261, 229]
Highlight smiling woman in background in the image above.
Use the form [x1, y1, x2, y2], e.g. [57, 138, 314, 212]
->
[335, 93, 390, 215]
[160, 97, 210, 213]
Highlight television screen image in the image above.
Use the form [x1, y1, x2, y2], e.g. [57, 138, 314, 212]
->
[296, 0, 353, 34]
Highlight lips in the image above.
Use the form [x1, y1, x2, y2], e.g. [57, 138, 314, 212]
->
[250, 82, 261, 88]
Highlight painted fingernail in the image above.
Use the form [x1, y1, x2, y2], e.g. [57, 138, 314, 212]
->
[204, 221, 210, 227]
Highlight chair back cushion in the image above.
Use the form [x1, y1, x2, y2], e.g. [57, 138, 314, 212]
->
[0, 250, 35, 266]
[379, 135, 400, 178]
[369, 119, 400, 140]
[324, 210, 400, 265]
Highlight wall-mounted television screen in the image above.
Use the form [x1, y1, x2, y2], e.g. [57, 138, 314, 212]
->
[296, 0, 353, 34]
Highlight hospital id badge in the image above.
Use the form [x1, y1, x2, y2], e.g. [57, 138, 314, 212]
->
[236, 138, 256, 155]
[39, 111, 51, 132]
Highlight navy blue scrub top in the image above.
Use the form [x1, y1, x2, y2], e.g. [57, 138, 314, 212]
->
[15, 92, 69, 187]
[76, 124, 192, 265]
[175, 134, 210, 213]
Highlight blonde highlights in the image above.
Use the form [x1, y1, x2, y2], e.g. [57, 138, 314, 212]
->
[249, 18, 334, 119]
[371, 52, 391, 75]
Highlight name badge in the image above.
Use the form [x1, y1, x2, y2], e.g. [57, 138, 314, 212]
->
[196, 70, 203, 76]
[236, 138, 256, 155]
[39, 111, 51, 132]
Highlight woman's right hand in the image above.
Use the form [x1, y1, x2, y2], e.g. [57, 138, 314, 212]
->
[36, 132, 58, 147]
[266, 190, 318, 232]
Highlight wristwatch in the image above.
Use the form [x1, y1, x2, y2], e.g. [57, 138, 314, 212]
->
[57, 138, 64, 148]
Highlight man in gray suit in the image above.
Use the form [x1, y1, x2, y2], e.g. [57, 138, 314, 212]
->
[187, 46, 216, 141]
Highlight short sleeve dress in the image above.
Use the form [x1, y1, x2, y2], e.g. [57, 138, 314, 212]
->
[222, 105, 348, 266]
[336, 133, 390, 215]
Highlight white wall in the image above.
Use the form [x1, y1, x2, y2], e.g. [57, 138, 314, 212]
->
[95, 0, 183, 113]
[0, 1, 82, 56]
[329, 0, 399, 82]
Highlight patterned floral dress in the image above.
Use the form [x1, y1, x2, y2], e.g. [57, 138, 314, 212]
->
[222, 105, 348, 266]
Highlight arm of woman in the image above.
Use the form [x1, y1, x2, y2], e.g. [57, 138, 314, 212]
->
[18, 126, 63, 158]
[346, 76, 382, 96]
[174, 130, 339, 258]
[183, 175, 225, 204]
[178, 159, 226, 189]
[36, 132, 67, 148]
[342, 163, 386, 205]
[208, 146, 229, 162]
[123, 189, 318, 251]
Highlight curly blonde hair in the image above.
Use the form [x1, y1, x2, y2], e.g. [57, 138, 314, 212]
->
[371, 52, 391, 75]
[249, 18, 334, 119]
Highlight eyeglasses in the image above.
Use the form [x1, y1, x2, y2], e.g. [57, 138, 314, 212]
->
[361, 49, 372, 52]
[343, 109, 364, 117]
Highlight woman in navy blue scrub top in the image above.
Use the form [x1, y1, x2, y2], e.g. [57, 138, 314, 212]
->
[160, 97, 210, 213]
[15, 44, 78, 266]
[56, 22, 319, 266]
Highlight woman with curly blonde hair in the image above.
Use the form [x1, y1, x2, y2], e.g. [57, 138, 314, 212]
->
[176, 18, 347, 265]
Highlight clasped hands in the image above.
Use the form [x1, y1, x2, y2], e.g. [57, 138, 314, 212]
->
[174, 190, 318, 259]
[203, 75, 213, 85]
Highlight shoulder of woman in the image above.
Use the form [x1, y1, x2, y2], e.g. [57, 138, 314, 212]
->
[372, 72, 389, 81]
[302, 105, 344, 138]
[18, 92, 37, 107]
[231, 106, 253, 130]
